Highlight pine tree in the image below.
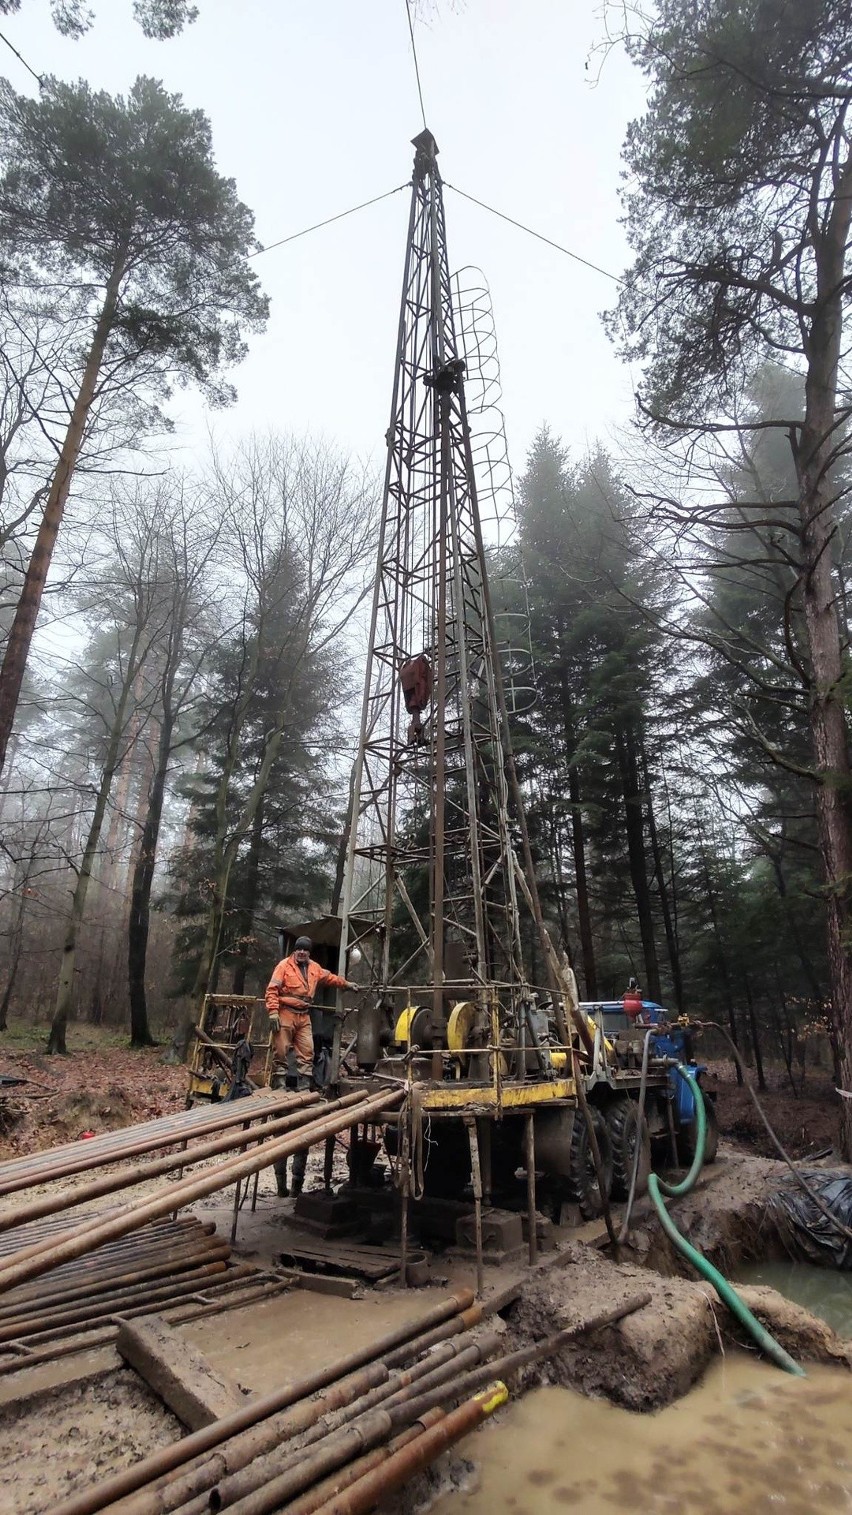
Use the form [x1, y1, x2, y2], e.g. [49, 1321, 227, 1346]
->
[0, 75, 268, 776]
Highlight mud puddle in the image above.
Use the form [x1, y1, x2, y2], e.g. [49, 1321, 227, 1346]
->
[181, 1286, 455, 1395]
[429, 1353, 852, 1514]
[734, 1260, 852, 1338]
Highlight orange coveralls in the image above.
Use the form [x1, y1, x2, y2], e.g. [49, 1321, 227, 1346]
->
[265, 955, 348, 1081]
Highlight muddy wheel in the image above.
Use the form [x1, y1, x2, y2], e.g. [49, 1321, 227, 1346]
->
[678, 1090, 719, 1167]
[567, 1106, 614, 1219]
[607, 1097, 651, 1201]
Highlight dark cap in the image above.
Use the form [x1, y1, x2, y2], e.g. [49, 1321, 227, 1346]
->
[294, 936, 312, 952]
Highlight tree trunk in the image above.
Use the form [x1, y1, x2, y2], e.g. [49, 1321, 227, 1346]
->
[47, 617, 143, 1055]
[0, 249, 128, 778]
[231, 790, 265, 995]
[698, 840, 743, 1085]
[774, 973, 799, 1097]
[0, 925, 22, 1032]
[795, 156, 852, 1157]
[640, 735, 683, 1012]
[127, 711, 175, 1049]
[742, 973, 766, 1092]
[557, 645, 597, 997]
[616, 723, 661, 1002]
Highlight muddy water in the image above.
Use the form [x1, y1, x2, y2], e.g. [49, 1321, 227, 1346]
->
[181, 1286, 453, 1394]
[735, 1260, 852, 1338]
[430, 1355, 852, 1514]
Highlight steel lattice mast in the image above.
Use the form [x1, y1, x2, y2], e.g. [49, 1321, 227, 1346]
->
[338, 129, 552, 1046]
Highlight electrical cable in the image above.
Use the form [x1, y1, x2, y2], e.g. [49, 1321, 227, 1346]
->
[0, 25, 43, 86]
[251, 184, 409, 258]
[445, 183, 623, 284]
[404, 0, 428, 132]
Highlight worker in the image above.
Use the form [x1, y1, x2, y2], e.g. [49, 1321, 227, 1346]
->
[266, 936, 357, 1198]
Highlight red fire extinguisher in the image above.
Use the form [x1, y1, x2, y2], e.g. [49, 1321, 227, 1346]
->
[622, 977, 643, 1020]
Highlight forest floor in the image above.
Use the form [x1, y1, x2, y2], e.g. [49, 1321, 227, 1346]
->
[704, 1058, 839, 1160]
[0, 1022, 186, 1160]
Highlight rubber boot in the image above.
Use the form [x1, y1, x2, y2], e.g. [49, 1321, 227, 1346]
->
[292, 1073, 312, 1195]
[274, 1159, 289, 1198]
[291, 1148, 307, 1197]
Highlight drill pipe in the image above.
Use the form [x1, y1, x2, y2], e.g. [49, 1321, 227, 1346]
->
[313, 1334, 492, 1439]
[308, 1388, 507, 1515]
[1, 1265, 260, 1352]
[0, 1227, 223, 1323]
[0, 1097, 325, 1236]
[0, 1213, 214, 1262]
[0, 1260, 240, 1344]
[383, 1290, 655, 1420]
[0, 1278, 288, 1378]
[0, 1091, 388, 1296]
[177, 1332, 505, 1515]
[0, 1229, 227, 1300]
[0, 1092, 314, 1196]
[51, 1287, 474, 1515]
[282, 1410, 447, 1515]
[154, 1363, 396, 1515]
[211, 1381, 510, 1515]
[0, 1239, 229, 1317]
[383, 1300, 485, 1369]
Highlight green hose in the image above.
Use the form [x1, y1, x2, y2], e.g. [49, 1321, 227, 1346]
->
[648, 1066, 805, 1378]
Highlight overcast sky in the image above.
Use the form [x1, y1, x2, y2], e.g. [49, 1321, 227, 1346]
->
[2, 0, 649, 478]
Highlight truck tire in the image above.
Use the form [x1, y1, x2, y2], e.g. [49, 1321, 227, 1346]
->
[607, 1097, 651, 1200]
[678, 1090, 719, 1167]
[567, 1106, 613, 1219]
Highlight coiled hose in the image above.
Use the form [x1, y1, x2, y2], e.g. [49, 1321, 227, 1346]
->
[649, 1066, 805, 1377]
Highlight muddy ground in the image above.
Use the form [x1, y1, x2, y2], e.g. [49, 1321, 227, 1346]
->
[2, 1146, 851, 1513]
[0, 1045, 849, 1512]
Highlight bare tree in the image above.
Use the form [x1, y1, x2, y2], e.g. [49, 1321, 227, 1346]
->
[186, 435, 377, 1019]
[46, 488, 195, 1053]
[127, 479, 222, 1048]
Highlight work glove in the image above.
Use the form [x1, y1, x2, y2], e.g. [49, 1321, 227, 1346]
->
[345, 981, 360, 992]
[268, 1012, 280, 1032]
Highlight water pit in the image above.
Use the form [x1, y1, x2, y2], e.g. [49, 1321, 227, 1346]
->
[428, 1353, 852, 1515]
[735, 1259, 852, 1339]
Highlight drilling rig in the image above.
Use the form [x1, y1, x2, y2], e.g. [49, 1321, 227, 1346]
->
[328, 130, 715, 1261]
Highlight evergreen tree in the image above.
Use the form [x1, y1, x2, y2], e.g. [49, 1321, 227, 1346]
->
[610, 0, 852, 1149]
[0, 75, 268, 776]
[517, 431, 677, 1002]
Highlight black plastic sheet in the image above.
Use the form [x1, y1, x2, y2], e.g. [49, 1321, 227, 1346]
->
[768, 1170, 852, 1268]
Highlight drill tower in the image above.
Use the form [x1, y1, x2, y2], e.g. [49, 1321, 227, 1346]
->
[338, 130, 545, 1056]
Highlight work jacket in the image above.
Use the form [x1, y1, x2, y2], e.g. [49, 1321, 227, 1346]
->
[265, 956, 348, 1020]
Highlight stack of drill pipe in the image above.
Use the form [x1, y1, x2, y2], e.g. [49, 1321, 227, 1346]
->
[0, 1088, 400, 1298]
[0, 1213, 289, 1372]
[53, 1287, 652, 1515]
[0, 1089, 311, 1199]
[0, 1090, 316, 1205]
[0, 1091, 322, 1236]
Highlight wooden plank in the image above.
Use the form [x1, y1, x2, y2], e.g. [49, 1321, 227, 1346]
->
[277, 1238, 397, 1281]
[116, 1313, 245, 1430]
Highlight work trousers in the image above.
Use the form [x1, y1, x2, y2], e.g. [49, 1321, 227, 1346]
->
[272, 1010, 314, 1081]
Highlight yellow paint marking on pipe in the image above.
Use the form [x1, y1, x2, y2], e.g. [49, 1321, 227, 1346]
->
[476, 1381, 510, 1414]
